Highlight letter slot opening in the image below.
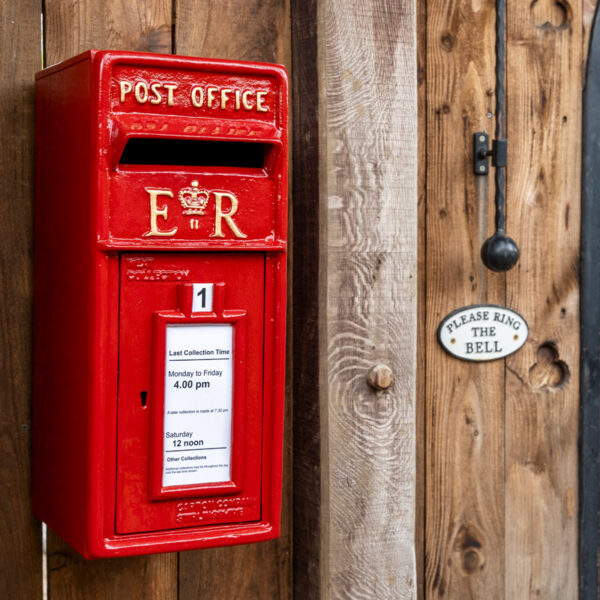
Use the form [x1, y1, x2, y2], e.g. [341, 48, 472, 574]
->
[119, 138, 266, 168]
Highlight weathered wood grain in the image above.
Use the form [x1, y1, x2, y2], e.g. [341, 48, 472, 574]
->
[0, 0, 43, 598]
[44, 0, 172, 62]
[318, 1, 418, 597]
[46, 551, 176, 600]
[424, 1, 506, 597]
[505, 2, 582, 597]
[174, 0, 290, 63]
[175, 2, 292, 599]
[43, 2, 178, 599]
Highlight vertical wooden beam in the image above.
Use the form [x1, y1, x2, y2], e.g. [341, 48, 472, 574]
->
[174, 2, 293, 598]
[424, 2, 506, 598]
[291, 0, 321, 598]
[0, 0, 43, 597]
[505, 2, 582, 597]
[43, 2, 177, 598]
[416, 0, 427, 596]
[293, 0, 418, 596]
[323, 2, 418, 595]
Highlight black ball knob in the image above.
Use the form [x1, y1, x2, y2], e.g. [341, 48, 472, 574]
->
[481, 232, 519, 272]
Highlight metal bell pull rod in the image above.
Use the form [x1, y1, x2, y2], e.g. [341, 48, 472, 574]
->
[473, 0, 519, 272]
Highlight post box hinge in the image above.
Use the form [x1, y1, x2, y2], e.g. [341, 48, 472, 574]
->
[473, 132, 507, 175]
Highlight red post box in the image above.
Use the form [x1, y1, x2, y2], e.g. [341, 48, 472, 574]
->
[32, 50, 288, 558]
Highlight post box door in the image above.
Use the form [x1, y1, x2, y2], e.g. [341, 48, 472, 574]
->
[116, 252, 264, 534]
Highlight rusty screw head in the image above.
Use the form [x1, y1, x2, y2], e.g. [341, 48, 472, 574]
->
[366, 364, 394, 390]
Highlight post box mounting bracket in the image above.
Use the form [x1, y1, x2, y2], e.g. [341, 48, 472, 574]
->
[473, 132, 507, 176]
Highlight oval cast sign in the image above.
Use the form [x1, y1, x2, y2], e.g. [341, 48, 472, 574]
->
[437, 305, 528, 362]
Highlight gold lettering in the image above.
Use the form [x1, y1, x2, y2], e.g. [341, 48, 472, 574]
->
[220, 88, 232, 109]
[135, 82, 149, 104]
[163, 84, 178, 106]
[242, 90, 254, 110]
[119, 81, 132, 102]
[256, 91, 268, 112]
[189, 219, 200, 230]
[211, 192, 247, 238]
[143, 189, 178, 237]
[235, 89, 241, 110]
[191, 86, 204, 107]
[150, 83, 162, 104]
[207, 87, 218, 108]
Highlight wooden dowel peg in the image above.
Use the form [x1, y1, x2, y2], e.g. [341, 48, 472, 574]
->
[366, 364, 394, 390]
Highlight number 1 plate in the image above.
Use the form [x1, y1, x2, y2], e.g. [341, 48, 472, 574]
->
[192, 283, 214, 312]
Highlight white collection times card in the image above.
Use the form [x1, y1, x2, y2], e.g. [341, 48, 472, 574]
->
[162, 323, 233, 487]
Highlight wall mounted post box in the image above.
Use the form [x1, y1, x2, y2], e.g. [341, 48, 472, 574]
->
[32, 51, 288, 558]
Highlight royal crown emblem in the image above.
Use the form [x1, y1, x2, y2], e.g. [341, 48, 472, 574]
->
[178, 180, 210, 215]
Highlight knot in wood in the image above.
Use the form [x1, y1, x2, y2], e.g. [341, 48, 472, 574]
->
[366, 364, 393, 390]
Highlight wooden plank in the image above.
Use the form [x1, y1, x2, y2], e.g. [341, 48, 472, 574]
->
[317, 1, 418, 597]
[290, 0, 321, 598]
[44, 1, 172, 60]
[416, 0, 427, 596]
[424, 1, 506, 598]
[43, 2, 178, 599]
[174, 0, 290, 63]
[0, 0, 43, 598]
[174, 2, 293, 599]
[294, 0, 419, 595]
[505, 2, 582, 597]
